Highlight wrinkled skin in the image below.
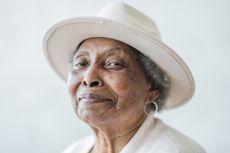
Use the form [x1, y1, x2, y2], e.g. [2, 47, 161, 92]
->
[67, 37, 158, 153]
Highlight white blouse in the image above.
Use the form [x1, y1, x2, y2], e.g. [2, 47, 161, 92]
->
[62, 115, 206, 153]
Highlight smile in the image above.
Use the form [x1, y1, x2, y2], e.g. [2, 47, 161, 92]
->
[79, 93, 113, 103]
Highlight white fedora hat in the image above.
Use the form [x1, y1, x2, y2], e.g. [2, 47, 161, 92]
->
[43, 1, 195, 109]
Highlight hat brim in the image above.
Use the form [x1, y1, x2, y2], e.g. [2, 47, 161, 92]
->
[43, 16, 195, 109]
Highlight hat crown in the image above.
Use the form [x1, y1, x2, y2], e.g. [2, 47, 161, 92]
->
[97, 1, 161, 40]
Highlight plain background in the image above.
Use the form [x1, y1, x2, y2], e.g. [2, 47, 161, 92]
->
[1, 0, 230, 152]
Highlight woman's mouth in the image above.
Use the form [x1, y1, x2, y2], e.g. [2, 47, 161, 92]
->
[78, 93, 113, 103]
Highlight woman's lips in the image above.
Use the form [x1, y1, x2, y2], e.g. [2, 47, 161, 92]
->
[78, 93, 113, 103]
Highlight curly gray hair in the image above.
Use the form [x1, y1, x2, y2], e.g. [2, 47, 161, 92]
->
[133, 47, 170, 111]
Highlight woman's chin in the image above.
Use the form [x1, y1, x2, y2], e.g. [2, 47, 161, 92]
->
[76, 101, 115, 125]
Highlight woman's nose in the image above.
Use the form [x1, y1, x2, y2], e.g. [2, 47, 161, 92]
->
[82, 66, 103, 87]
[82, 79, 102, 87]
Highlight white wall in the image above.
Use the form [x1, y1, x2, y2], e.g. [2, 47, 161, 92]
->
[1, 0, 229, 152]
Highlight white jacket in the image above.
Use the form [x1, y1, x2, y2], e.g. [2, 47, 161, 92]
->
[62, 115, 206, 153]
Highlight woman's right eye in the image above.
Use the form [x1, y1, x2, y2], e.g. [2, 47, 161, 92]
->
[73, 62, 88, 70]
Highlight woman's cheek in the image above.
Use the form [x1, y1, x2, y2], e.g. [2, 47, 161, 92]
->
[67, 72, 82, 97]
[105, 72, 134, 96]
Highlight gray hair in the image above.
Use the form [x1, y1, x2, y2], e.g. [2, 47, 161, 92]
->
[134, 49, 170, 111]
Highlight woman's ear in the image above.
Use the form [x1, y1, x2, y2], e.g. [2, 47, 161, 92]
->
[146, 88, 159, 102]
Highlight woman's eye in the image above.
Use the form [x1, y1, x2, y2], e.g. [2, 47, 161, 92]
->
[109, 62, 121, 66]
[105, 61, 124, 70]
[73, 62, 88, 70]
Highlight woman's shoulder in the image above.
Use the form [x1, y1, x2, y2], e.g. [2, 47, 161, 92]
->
[61, 135, 94, 153]
[151, 118, 206, 153]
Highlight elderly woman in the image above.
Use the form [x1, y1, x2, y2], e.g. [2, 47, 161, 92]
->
[43, 2, 206, 153]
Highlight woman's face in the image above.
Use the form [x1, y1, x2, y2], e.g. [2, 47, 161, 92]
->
[67, 37, 155, 127]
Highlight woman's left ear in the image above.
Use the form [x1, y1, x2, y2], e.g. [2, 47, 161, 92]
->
[146, 89, 159, 102]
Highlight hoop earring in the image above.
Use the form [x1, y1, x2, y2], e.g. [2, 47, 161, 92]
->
[144, 101, 158, 115]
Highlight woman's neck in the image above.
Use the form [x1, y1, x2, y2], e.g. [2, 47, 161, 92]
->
[89, 114, 147, 153]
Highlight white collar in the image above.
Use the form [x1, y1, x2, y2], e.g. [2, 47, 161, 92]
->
[84, 115, 160, 153]
[120, 115, 158, 153]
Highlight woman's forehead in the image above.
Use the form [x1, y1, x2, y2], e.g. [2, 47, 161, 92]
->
[74, 37, 137, 58]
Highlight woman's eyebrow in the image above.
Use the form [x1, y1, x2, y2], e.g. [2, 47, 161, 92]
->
[74, 51, 89, 60]
[103, 47, 126, 57]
